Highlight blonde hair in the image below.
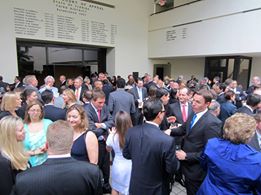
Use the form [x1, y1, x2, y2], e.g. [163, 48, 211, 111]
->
[1, 91, 19, 111]
[0, 116, 28, 170]
[223, 113, 256, 144]
[63, 89, 77, 105]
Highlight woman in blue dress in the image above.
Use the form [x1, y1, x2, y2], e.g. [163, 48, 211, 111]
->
[106, 111, 132, 195]
[197, 113, 261, 195]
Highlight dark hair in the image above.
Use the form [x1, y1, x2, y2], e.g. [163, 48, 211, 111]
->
[115, 111, 132, 149]
[41, 90, 53, 104]
[21, 88, 38, 103]
[217, 83, 227, 92]
[143, 98, 163, 121]
[116, 78, 126, 88]
[156, 88, 169, 99]
[246, 94, 261, 107]
[148, 85, 157, 97]
[224, 90, 235, 100]
[82, 90, 93, 102]
[194, 89, 213, 103]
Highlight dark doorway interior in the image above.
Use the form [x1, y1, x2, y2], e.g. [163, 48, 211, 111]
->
[205, 56, 252, 90]
[16, 39, 107, 86]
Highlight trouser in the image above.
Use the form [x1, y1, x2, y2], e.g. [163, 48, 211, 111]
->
[98, 141, 110, 185]
[184, 177, 202, 195]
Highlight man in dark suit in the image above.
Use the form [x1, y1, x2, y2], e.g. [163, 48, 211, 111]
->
[129, 78, 148, 125]
[41, 90, 66, 121]
[166, 89, 222, 195]
[123, 98, 179, 195]
[59, 75, 66, 88]
[108, 78, 136, 120]
[73, 76, 87, 103]
[84, 89, 114, 194]
[236, 94, 261, 116]
[12, 120, 103, 195]
[0, 153, 14, 195]
[248, 114, 261, 152]
[168, 87, 193, 126]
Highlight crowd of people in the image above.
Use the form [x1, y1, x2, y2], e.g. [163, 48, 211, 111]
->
[0, 72, 260, 195]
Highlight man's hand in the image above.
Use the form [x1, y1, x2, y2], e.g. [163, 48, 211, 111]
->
[95, 123, 103, 128]
[176, 150, 187, 160]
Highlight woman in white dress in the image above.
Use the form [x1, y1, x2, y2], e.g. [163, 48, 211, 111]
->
[106, 111, 132, 195]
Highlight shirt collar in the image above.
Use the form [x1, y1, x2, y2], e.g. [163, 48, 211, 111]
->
[146, 121, 159, 127]
[48, 153, 71, 159]
[195, 108, 208, 118]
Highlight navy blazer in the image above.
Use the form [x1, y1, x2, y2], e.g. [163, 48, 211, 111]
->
[236, 105, 253, 116]
[167, 102, 193, 124]
[84, 103, 114, 137]
[0, 154, 14, 195]
[12, 157, 103, 195]
[44, 105, 66, 122]
[219, 101, 237, 123]
[123, 123, 179, 195]
[170, 111, 222, 182]
[248, 132, 261, 152]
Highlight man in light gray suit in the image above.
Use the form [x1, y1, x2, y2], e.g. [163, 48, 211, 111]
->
[249, 113, 261, 152]
[108, 78, 136, 120]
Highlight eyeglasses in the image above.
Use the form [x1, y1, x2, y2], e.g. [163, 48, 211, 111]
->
[29, 109, 41, 113]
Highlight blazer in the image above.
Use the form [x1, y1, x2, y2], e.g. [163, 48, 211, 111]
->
[236, 105, 253, 116]
[108, 89, 136, 119]
[167, 102, 193, 124]
[84, 103, 114, 137]
[248, 132, 261, 152]
[12, 157, 103, 195]
[0, 154, 14, 195]
[123, 123, 179, 195]
[197, 138, 261, 195]
[219, 101, 237, 123]
[170, 111, 222, 182]
[43, 105, 66, 121]
[129, 86, 148, 102]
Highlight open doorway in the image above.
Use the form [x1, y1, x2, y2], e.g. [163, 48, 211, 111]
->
[17, 39, 107, 86]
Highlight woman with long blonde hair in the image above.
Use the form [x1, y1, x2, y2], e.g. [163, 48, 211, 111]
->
[0, 116, 29, 194]
[0, 91, 22, 119]
[62, 88, 78, 109]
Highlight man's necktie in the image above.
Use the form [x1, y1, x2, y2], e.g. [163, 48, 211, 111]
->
[97, 109, 101, 122]
[190, 114, 197, 129]
[182, 104, 187, 122]
[75, 89, 79, 100]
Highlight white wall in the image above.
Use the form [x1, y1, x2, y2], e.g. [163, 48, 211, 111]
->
[149, 0, 261, 58]
[0, 1, 18, 83]
[107, 0, 151, 79]
[0, 0, 152, 82]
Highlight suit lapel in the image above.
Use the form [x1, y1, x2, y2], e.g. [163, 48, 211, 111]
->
[187, 111, 208, 135]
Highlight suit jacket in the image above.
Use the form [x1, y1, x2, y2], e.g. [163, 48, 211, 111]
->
[123, 123, 179, 195]
[44, 105, 66, 121]
[73, 86, 87, 103]
[0, 154, 14, 195]
[167, 102, 193, 124]
[219, 101, 237, 123]
[84, 103, 114, 137]
[129, 86, 148, 102]
[236, 105, 253, 116]
[12, 157, 103, 195]
[170, 111, 222, 183]
[248, 132, 261, 152]
[108, 89, 136, 119]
